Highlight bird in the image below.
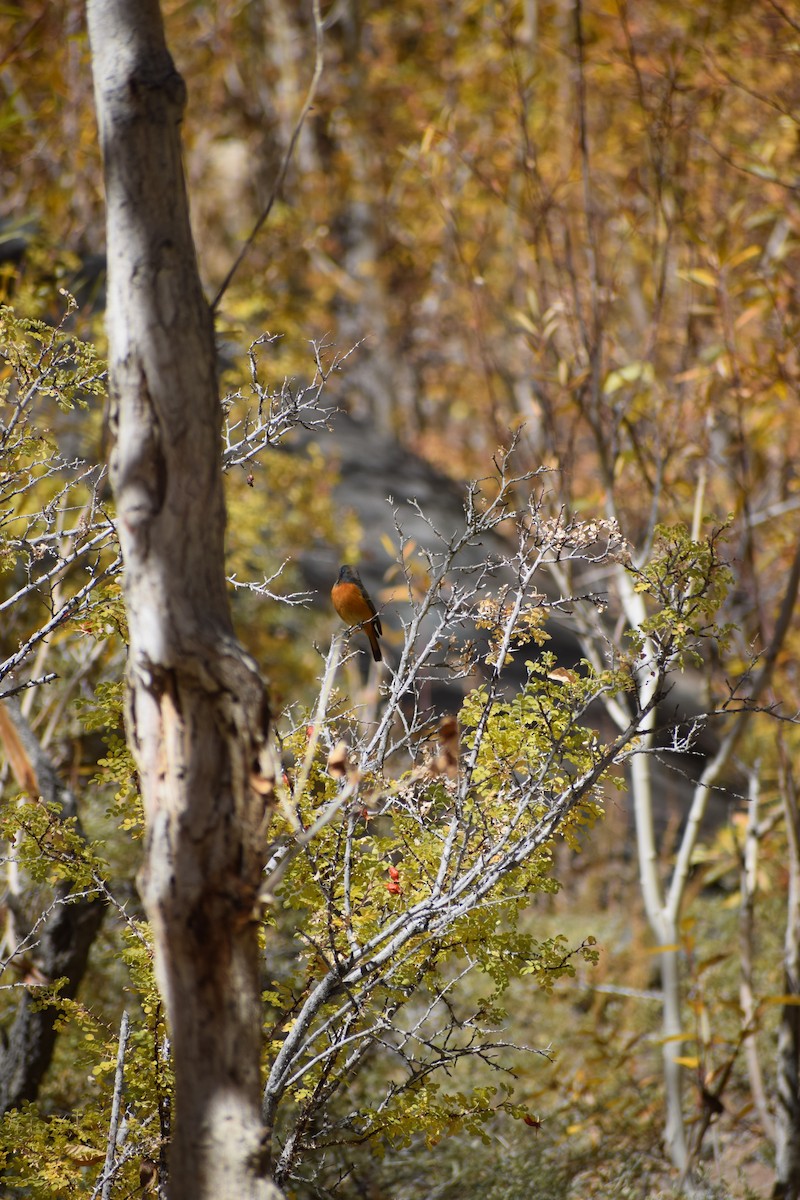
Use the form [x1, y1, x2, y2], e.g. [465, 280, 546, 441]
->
[331, 564, 383, 662]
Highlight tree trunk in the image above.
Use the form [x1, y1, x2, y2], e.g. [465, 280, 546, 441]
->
[774, 750, 800, 1200]
[87, 3, 280, 1197]
[629, 739, 688, 1170]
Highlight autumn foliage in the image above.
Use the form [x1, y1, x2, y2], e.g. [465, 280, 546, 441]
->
[0, 2, 799, 1197]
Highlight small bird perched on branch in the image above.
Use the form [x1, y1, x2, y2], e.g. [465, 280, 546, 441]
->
[331, 564, 383, 662]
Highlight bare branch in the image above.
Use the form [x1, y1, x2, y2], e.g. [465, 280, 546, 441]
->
[98, 1010, 130, 1200]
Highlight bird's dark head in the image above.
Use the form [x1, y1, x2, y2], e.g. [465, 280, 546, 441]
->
[337, 564, 359, 583]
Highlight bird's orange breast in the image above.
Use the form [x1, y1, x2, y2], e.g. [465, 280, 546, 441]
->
[331, 580, 374, 626]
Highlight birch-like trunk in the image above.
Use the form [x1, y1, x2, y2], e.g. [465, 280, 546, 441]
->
[775, 752, 800, 1200]
[87, 4, 280, 1197]
[614, 569, 689, 1170]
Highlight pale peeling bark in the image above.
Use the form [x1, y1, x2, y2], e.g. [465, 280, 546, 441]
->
[87, 4, 279, 1197]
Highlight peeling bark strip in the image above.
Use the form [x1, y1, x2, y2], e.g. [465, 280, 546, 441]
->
[86, 4, 279, 1198]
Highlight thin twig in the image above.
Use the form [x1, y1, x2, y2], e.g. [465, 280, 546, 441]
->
[97, 1010, 130, 1200]
[211, 0, 325, 311]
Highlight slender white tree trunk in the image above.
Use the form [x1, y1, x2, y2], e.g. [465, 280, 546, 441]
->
[775, 752, 800, 1199]
[628, 716, 688, 1169]
[614, 565, 688, 1170]
[87, 4, 280, 1197]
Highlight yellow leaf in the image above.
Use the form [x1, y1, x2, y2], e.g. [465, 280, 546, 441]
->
[603, 361, 652, 394]
[678, 267, 717, 289]
[762, 994, 800, 1006]
[64, 1144, 105, 1165]
[734, 303, 762, 331]
[512, 309, 537, 335]
[726, 244, 761, 269]
[645, 943, 681, 954]
[673, 1056, 699, 1068]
